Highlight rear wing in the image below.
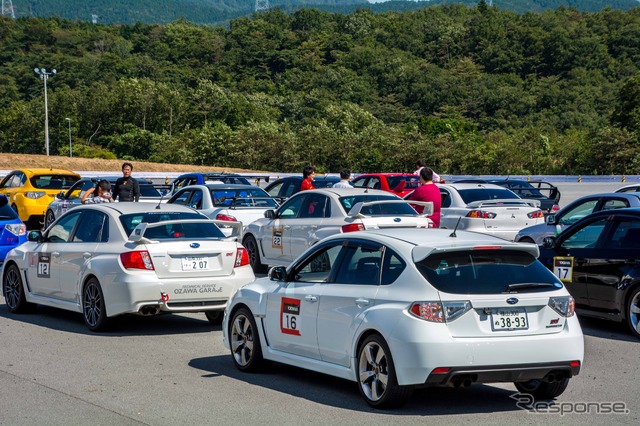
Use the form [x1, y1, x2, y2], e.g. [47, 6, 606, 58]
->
[466, 199, 541, 209]
[348, 200, 434, 218]
[215, 196, 279, 209]
[412, 242, 540, 263]
[128, 219, 242, 244]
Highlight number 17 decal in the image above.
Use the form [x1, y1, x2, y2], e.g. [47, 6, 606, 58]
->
[280, 297, 301, 336]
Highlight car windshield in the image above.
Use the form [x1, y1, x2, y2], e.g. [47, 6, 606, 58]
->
[141, 221, 225, 240]
[339, 195, 416, 215]
[387, 176, 421, 190]
[313, 178, 339, 188]
[457, 188, 520, 204]
[30, 174, 80, 190]
[211, 189, 278, 208]
[119, 212, 206, 235]
[416, 249, 561, 294]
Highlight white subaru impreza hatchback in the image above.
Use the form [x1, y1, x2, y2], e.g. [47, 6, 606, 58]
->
[223, 228, 584, 409]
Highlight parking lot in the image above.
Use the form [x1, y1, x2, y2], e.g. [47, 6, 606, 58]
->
[0, 178, 638, 425]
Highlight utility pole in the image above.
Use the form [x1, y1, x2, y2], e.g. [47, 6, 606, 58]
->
[255, 0, 269, 12]
[34, 67, 57, 156]
[1, 0, 16, 18]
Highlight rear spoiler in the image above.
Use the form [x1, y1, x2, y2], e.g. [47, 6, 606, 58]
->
[348, 200, 434, 218]
[466, 199, 541, 209]
[128, 219, 243, 244]
[412, 242, 540, 263]
[217, 196, 279, 209]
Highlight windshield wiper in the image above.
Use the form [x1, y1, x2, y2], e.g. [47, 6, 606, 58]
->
[505, 282, 556, 292]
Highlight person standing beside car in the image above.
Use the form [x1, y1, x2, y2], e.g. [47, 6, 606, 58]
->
[112, 162, 140, 202]
[300, 166, 316, 191]
[415, 160, 442, 183]
[409, 167, 441, 227]
[332, 168, 353, 188]
[81, 180, 113, 204]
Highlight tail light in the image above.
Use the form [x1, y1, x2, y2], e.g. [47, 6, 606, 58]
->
[551, 204, 560, 212]
[216, 213, 237, 222]
[466, 210, 496, 219]
[527, 210, 544, 219]
[342, 223, 365, 233]
[25, 191, 46, 199]
[235, 248, 250, 267]
[409, 301, 471, 322]
[548, 296, 575, 317]
[5, 224, 27, 236]
[120, 251, 154, 270]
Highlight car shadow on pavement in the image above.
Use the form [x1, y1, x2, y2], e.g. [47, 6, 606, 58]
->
[577, 316, 637, 342]
[190, 355, 525, 415]
[0, 302, 214, 336]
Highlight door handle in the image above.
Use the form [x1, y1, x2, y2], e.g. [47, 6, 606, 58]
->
[575, 258, 587, 265]
[52, 251, 60, 257]
[355, 298, 370, 307]
[83, 252, 92, 259]
[305, 295, 317, 302]
[283, 225, 290, 230]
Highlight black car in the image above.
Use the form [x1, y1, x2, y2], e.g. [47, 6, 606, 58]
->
[538, 208, 640, 339]
[453, 178, 560, 214]
[264, 176, 340, 201]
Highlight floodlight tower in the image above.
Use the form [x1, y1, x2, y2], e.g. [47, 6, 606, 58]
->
[34, 67, 57, 156]
[1, 0, 16, 18]
[255, 0, 269, 12]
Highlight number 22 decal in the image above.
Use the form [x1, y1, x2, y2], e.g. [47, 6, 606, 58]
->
[280, 297, 301, 336]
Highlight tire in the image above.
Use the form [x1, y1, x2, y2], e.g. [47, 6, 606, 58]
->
[626, 287, 640, 339]
[243, 235, 268, 273]
[2, 264, 34, 313]
[44, 209, 56, 228]
[82, 277, 109, 332]
[357, 334, 413, 409]
[514, 378, 570, 399]
[205, 310, 223, 325]
[229, 307, 264, 371]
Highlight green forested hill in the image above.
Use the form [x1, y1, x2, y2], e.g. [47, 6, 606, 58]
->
[1, 4, 639, 175]
[9, 0, 640, 25]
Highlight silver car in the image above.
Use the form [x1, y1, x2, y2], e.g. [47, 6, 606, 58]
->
[2, 203, 254, 331]
[515, 192, 640, 244]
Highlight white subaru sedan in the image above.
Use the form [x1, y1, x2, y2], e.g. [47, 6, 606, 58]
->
[2, 203, 254, 331]
[222, 228, 583, 409]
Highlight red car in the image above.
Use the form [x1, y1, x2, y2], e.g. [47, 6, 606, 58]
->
[352, 173, 424, 197]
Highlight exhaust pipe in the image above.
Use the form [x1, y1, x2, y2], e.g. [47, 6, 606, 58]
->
[452, 378, 462, 388]
[139, 306, 159, 316]
[462, 378, 472, 387]
[546, 373, 556, 383]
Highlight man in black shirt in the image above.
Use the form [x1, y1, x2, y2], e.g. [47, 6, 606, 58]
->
[112, 162, 140, 202]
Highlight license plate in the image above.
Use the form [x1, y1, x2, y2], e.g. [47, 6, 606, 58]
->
[181, 257, 208, 271]
[491, 308, 528, 331]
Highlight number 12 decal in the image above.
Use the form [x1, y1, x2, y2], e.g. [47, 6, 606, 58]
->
[280, 297, 301, 336]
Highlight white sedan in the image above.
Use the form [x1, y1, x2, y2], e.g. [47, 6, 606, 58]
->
[242, 188, 434, 272]
[222, 228, 584, 408]
[437, 183, 545, 240]
[1, 203, 254, 331]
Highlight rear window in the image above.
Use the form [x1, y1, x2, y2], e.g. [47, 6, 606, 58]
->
[415, 249, 562, 294]
[313, 178, 339, 188]
[457, 188, 520, 204]
[0, 202, 18, 219]
[211, 188, 278, 208]
[142, 221, 225, 240]
[339, 195, 417, 215]
[31, 174, 80, 190]
[119, 212, 205, 235]
[387, 176, 420, 190]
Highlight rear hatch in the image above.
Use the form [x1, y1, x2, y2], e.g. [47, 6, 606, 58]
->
[467, 200, 542, 232]
[350, 199, 434, 229]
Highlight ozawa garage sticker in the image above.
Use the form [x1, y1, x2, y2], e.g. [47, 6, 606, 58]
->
[280, 297, 301, 336]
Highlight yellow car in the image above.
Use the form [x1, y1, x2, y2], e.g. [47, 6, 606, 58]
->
[0, 168, 81, 229]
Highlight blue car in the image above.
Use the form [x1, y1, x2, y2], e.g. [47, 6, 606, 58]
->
[170, 173, 270, 195]
[0, 194, 27, 266]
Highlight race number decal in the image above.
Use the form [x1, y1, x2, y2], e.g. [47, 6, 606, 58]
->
[272, 228, 283, 250]
[280, 297, 301, 336]
[553, 256, 573, 282]
[37, 253, 51, 278]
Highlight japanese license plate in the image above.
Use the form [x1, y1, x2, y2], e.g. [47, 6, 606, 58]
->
[182, 257, 208, 271]
[491, 308, 528, 331]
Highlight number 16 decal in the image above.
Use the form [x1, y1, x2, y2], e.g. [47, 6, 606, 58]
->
[280, 297, 301, 336]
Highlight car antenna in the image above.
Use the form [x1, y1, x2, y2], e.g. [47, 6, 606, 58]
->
[449, 217, 462, 238]
[155, 185, 169, 210]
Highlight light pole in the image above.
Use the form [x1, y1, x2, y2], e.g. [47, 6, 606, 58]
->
[34, 67, 56, 156]
[65, 118, 72, 158]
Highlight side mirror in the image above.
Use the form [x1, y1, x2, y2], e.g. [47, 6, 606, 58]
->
[28, 230, 43, 242]
[268, 266, 287, 282]
[265, 210, 276, 219]
[56, 190, 65, 199]
[546, 214, 556, 225]
[542, 236, 556, 249]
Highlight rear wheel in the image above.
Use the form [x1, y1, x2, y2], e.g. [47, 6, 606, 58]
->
[229, 308, 264, 371]
[626, 287, 640, 339]
[45, 209, 56, 228]
[243, 235, 267, 273]
[514, 378, 570, 399]
[2, 264, 34, 313]
[83, 278, 109, 332]
[205, 310, 223, 325]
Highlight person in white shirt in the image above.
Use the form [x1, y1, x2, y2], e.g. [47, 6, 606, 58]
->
[415, 160, 441, 183]
[332, 168, 353, 188]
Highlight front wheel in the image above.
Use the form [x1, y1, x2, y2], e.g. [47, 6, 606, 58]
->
[44, 209, 56, 228]
[2, 264, 34, 313]
[83, 278, 109, 332]
[229, 308, 264, 371]
[626, 287, 640, 339]
[514, 378, 570, 399]
[243, 235, 267, 273]
[357, 334, 412, 409]
[205, 310, 223, 325]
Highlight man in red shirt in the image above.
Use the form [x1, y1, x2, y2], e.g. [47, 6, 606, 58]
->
[300, 166, 316, 191]
[409, 167, 441, 227]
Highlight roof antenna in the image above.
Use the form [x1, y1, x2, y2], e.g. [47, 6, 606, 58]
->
[449, 216, 462, 238]
[155, 184, 171, 210]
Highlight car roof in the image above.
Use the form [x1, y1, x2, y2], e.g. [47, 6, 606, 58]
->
[176, 183, 267, 191]
[12, 168, 81, 176]
[291, 188, 400, 197]
[76, 202, 202, 215]
[355, 173, 417, 177]
[439, 183, 509, 190]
